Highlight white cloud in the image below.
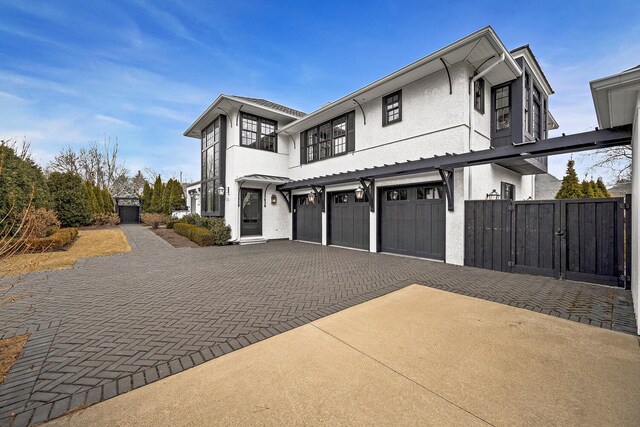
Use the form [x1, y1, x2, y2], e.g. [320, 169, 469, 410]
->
[95, 114, 135, 127]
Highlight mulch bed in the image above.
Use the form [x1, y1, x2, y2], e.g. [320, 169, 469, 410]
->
[0, 334, 30, 383]
[151, 227, 200, 248]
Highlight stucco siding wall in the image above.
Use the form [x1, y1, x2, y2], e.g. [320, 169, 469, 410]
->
[632, 94, 639, 333]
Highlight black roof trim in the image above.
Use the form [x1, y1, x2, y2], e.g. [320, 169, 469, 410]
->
[231, 96, 306, 118]
[278, 126, 632, 191]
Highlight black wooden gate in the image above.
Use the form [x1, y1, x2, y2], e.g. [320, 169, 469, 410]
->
[465, 196, 630, 287]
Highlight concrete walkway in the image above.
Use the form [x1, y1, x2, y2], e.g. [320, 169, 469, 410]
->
[47, 285, 640, 426]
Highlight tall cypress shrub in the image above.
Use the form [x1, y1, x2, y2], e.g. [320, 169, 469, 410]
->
[142, 182, 153, 212]
[556, 160, 582, 199]
[150, 176, 164, 213]
[48, 172, 92, 227]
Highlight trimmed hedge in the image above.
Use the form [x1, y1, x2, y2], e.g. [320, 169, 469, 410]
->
[23, 227, 78, 251]
[173, 223, 213, 246]
[179, 214, 230, 245]
[166, 220, 177, 229]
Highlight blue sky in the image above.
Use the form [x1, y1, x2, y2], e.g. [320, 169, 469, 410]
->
[1, 0, 638, 183]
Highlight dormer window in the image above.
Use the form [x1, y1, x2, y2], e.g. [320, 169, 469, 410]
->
[494, 86, 510, 130]
[382, 90, 402, 126]
[474, 78, 485, 113]
[240, 113, 277, 152]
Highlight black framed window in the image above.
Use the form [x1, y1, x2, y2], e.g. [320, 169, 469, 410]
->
[201, 117, 222, 215]
[240, 113, 277, 152]
[386, 189, 407, 201]
[301, 111, 355, 164]
[501, 182, 515, 200]
[524, 73, 531, 134]
[494, 86, 510, 130]
[334, 194, 348, 204]
[532, 87, 541, 140]
[417, 187, 443, 200]
[382, 90, 402, 126]
[474, 78, 485, 113]
[543, 99, 548, 138]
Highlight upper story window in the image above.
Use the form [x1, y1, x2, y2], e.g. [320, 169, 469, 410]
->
[382, 90, 402, 126]
[524, 73, 531, 134]
[494, 86, 510, 130]
[240, 113, 277, 152]
[301, 111, 355, 164]
[201, 116, 224, 215]
[532, 87, 541, 140]
[474, 79, 485, 113]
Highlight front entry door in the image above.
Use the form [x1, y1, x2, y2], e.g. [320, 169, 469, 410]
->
[241, 189, 262, 236]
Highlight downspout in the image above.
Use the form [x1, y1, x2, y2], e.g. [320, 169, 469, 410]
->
[468, 53, 505, 197]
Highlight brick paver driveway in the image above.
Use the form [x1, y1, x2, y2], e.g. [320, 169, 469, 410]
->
[0, 225, 636, 426]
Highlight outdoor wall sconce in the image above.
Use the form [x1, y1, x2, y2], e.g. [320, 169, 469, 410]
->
[355, 186, 365, 200]
[271, 194, 277, 205]
[390, 190, 399, 201]
[486, 189, 500, 200]
[307, 190, 316, 204]
[217, 186, 225, 196]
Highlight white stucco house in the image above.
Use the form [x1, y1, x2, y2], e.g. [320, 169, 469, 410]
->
[590, 65, 640, 333]
[184, 26, 559, 262]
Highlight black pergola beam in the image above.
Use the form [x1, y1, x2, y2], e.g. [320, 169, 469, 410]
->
[277, 126, 631, 192]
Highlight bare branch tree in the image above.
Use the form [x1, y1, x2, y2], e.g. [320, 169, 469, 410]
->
[582, 146, 632, 183]
[47, 136, 129, 192]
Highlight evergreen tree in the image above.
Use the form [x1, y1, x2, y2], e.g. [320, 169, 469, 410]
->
[581, 179, 596, 198]
[589, 180, 603, 198]
[93, 185, 105, 213]
[169, 179, 186, 210]
[142, 182, 153, 212]
[150, 175, 164, 213]
[162, 181, 171, 214]
[555, 160, 582, 199]
[48, 172, 92, 227]
[0, 144, 52, 219]
[101, 188, 114, 213]
[84, 181, 98, 214]
[596, 178, 610, 198]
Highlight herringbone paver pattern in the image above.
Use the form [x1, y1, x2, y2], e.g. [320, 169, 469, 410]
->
[0, 225, 636, 426]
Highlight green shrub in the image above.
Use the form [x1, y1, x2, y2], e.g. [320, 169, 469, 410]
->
[166, 220, 177, 229]
[178, 214, 230, 245]
[48, 172, 92, 227]
[23, 227, 78, 251]
[173, 222, 214, 246]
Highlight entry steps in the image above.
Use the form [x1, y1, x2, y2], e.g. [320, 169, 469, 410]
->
[238, 236, 267, 245]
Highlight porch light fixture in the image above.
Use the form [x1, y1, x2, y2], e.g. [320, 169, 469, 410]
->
[390, 190, 399, 201]
[217, 186, 225, 196]
[271, 194, 277, 205]
[307, 190, 316, 204]
[355, 186, 365, 200]
[486, 189, 500, 200]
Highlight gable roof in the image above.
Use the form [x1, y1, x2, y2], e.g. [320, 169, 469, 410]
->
[510, 45, 554, 95]
[278, 26, 522, 134]
[230, 96, 306, 118]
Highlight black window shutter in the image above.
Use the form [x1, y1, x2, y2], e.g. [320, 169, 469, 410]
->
[299, 131, 306, 164]
[346, 111, 356, 152]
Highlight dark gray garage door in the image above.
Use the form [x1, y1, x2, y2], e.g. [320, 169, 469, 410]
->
[328, 192, 370, 250]
[380, 184, 445, 260]
[293, 195, 322, 243]
[118, 206, 140, 224]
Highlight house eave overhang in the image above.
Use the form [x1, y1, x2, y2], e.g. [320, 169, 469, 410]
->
[510, 45, 554, 95]
[183, 95, 304, 138]
[277, 126, 632, 191]
[236, 174, 291, 184]
[279, 26, 521, 134]
[590, 66, 640, 129]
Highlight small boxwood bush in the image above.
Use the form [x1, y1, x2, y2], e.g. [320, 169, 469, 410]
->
[166, 220, 177, 229]
[173, 223, 214, 246]
[23, 227, 78, 252]
[178, 214, 230, 245]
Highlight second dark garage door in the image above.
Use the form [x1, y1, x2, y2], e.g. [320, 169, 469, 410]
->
[380, 184, 445, 260]
[328, 192, 370, 250]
